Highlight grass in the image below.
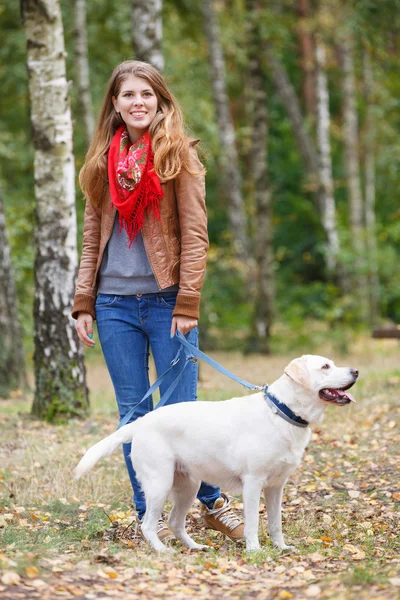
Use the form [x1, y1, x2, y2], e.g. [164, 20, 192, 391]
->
[1, 333, 400, 598]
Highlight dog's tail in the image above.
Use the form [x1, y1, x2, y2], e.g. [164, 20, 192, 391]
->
[74, 422, 135, 480]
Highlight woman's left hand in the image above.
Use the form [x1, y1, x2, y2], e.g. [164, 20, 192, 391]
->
[171, 316, 198, 337]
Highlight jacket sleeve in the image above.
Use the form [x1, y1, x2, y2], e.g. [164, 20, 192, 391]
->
[173, 146, 209, 320]
[71, 200, 101, 320]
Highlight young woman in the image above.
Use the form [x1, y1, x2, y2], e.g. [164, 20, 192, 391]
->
[73, 60, 243, 542]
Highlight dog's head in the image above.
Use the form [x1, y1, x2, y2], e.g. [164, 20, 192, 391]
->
[284, 355, 358, 406]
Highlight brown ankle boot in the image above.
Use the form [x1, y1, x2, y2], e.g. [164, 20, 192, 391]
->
[201, 493, 244, 540]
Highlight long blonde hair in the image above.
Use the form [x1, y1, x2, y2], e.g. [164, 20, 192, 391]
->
[79, 60, 204, 208]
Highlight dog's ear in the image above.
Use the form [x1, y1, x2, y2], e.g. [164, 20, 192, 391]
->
[284, 356, 312, 389]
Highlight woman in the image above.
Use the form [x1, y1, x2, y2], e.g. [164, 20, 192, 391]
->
[73, 60, 243, 542]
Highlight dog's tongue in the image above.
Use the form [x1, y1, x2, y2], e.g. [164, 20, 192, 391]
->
[337, 389, 356, 403]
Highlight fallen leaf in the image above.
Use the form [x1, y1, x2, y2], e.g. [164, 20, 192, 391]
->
[25, 566, 39, 579]
[305, 585, 322, 597]
[1, 572, 21, 585]
[348, 490, 360, 499]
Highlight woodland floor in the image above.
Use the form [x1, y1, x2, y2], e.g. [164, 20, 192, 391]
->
[0, 335, 399, 599]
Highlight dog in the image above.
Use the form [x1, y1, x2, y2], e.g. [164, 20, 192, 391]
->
[74, 354, 358, 553]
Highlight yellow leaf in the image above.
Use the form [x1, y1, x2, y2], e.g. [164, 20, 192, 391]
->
[279, 592, 293, 599]
[320, 535, 333, 544]
[106, 570, 118, 579]
[25, 566, 39, 578]
[104, 567, 118, 579]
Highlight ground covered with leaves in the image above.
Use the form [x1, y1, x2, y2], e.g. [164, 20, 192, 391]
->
[1, 338, 399, 599]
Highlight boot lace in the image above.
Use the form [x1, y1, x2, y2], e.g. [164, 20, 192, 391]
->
[208, 498, 242, 531]
[157, 515, 169, 533]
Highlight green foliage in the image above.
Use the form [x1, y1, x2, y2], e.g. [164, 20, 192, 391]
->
[1, 0, 399, 356]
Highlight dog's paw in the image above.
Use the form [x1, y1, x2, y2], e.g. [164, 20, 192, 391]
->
[156, 546, 176, 554]
[245, 544, 261, 553]
[189, 544, 210, 552]
[278, 544, 296, 553]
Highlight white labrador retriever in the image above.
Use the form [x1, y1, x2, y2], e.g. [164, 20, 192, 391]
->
[74, 355, 358, 553]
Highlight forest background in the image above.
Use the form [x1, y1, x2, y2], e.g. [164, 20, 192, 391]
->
[1, 2, 400, 597]
[1, 0, 400, 385]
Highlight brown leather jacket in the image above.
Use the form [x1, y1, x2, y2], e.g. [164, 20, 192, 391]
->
[72, 144, 209, 321]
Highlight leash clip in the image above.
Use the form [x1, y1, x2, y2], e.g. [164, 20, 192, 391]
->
[170, 356, 181, 367]
[186, 355, 198, 364]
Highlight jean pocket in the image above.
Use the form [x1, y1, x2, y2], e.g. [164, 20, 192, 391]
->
[95, 294, 119, 308]
[159, 293, 178, 309]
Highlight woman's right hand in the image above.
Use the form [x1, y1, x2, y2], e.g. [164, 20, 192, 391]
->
[76, 312, 95, 347]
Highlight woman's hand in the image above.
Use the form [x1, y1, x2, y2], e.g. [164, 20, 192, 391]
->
[171, 315, 198, 337]
[75, 312, 95, 347]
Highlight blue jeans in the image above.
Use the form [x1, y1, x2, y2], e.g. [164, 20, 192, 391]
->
[95, 291, 220, 519]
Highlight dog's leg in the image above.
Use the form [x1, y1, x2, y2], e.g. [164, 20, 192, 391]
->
[242, 476, 263, 552]
[264, 484, 294, 550]
[168, 474, 208, 551]
[140, 472, 174, 553]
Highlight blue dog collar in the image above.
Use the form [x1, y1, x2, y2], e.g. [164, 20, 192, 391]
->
[263, 386, 309, 428]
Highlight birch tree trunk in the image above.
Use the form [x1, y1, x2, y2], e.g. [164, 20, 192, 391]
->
[74, 0, 94, 141]
[246, 0, 274, 354]
[315, 38, 340, 274]
[265, 44, 344, 279]
[21, 0, 89, 421]
[265, 47, 321, 206]
[131, 0, 164, 72]
[0, 188, 27, 397]
[297, 0, 316, 117]
[363, 49, 380, 325]
[201, 0, 249, 260]
[339, 32, 368, 318]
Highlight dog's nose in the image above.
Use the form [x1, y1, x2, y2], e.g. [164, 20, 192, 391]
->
[351, 369, 359, 378]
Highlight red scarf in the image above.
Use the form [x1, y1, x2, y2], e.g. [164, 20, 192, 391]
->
[108, 126, 163, 245]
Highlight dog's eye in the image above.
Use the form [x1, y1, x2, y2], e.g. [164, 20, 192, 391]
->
[321, 363, 330, 370]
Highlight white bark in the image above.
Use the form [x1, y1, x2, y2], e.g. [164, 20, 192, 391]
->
[21, 0, 88, 419]
[201, 0, 249, 260]
[340, 33, 369, 318]
[315, 38, 340, 273]
[0, 188, 27, 395]
[131, 0, 164, 72]
[246, 0, 274, 353]
[74, 0, 94, 140]
[363, 49, 380, 324]
[265, 46, 321, 206]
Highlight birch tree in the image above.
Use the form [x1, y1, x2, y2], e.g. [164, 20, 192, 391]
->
[74, 0, 94, 140]
[131, 0, 164, 72]
[246, 0, 274, 353]
[265, 44, 344, 278]
[297, 0, 316, 117]
[21, 0, 88, 421]
[363, 48, 380, 324]
[201, 0, 249, 260]
[339, 32, 368, 317]
[0, 187, 27, 397]
[315, 37, 340, 274]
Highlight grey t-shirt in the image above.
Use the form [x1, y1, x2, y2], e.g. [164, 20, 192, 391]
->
[98, 213, 178, 295]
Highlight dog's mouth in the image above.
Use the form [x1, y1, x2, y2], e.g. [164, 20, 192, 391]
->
[319, 380, 357, 406]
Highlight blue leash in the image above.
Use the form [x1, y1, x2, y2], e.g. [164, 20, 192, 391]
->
[117, 330, 264, 430]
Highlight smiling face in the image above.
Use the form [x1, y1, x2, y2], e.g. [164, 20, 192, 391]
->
[112, 74, 158, 143]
